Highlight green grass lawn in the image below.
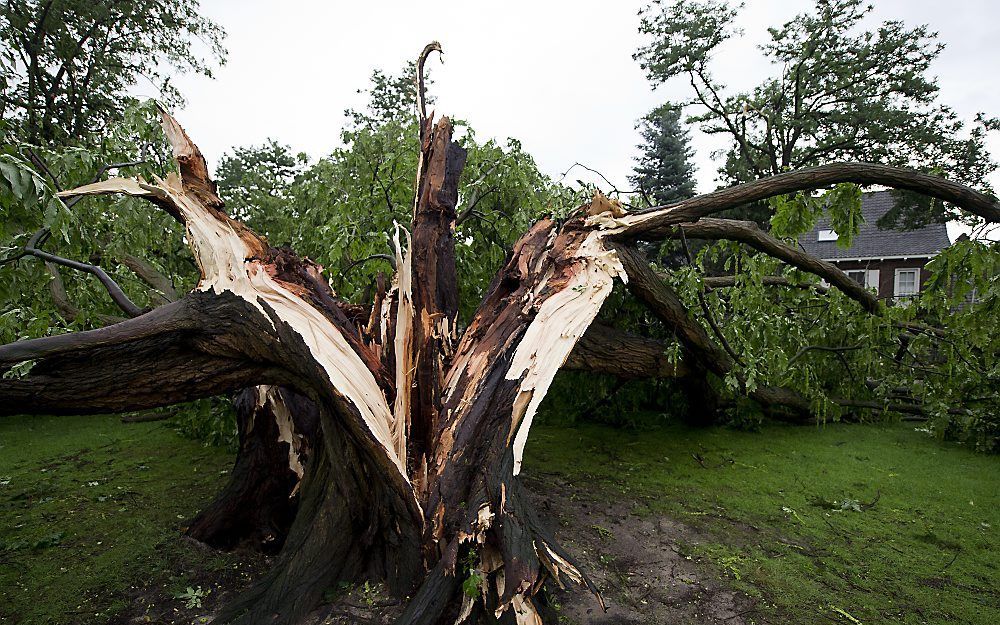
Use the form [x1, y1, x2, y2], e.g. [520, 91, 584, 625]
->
[1, 414, 997, 624]
[0, 414, 237, 624]
[524, 420, 1000, 625]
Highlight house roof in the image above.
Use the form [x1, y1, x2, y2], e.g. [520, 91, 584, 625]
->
[798, 191, 951, 260]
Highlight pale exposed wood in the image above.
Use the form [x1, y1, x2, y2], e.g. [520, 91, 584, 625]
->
[57, 114, 411, 487]
[507, 230, 626, 474]
[391, 226, 414, 468]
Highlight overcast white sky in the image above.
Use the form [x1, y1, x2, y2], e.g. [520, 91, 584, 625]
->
[169, 0, 1000, 236]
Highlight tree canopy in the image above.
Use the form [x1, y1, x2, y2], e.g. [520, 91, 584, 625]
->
[0, 0, 226, 146]
[635, 0, 998, 226]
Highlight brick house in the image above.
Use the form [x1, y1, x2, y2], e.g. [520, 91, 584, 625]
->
[799, 191, 951, 300]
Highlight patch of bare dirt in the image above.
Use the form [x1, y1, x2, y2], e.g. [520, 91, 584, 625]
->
[521, 472, 763, 625]
[117, 473, 761, 625]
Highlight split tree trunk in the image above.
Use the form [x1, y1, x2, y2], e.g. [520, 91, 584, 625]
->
[2, 79, 998, 624]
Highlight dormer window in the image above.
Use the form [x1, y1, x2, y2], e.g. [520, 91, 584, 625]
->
[817, 229, 838, 242]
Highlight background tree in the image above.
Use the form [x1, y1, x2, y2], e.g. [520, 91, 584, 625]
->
[0, 0, 226, 146]
[635, 0, 997, 225]
[629, 0, 999, 445]
[630, 102, 696, 205]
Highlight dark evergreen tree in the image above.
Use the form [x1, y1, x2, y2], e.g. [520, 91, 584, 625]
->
[630, 103, 696, 205]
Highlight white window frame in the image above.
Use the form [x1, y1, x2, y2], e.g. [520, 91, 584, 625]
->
[844, 269, 880, 293]
[817, 229, 838, 242]
[893, 267, 920, 299]
[866, 269, 880, 294]
[846, 269, 866, 285]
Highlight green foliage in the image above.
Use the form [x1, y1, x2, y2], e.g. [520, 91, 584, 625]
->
[636, 0, 997, 224]
[0, 100, 196, 344]
[654, 221, 1000, 448]
[1, 0, 226, 145]
[892, 239, 1000, 451]
[216, 64, 579, 320]
[541, 369, 689, 429]
[768, 183, 862, 246]
[169, 398, 239, 452]
[460, 549, 483, 599]
[174, 585, 209, 609]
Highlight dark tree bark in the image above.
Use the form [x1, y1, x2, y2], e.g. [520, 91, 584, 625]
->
[186, 386, 319, 553]
[2, 50, 998, 625]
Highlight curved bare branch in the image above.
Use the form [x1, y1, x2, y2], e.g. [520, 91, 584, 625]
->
[667, 218, 880, 313]
[14, 229, 146, 317]
[611, 162, 1000, 240]
[415, 41, 442, 129]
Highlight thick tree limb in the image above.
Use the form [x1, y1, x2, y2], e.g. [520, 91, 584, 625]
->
[666, 218, 880, 313]
[606, 162, 1000, 241]
[0, 293, 286, 415]
[567, 323, 689, 379]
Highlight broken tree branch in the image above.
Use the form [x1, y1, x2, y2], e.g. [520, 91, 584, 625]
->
[612, 162, 1000, 241]
[11, 229, 145, 317]
[665, 218, 880, 313]
[567, 322, 690, 379]
[702, 274, 829, 293]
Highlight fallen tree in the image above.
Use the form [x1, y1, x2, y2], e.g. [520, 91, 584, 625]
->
[2, 46, 998, 625]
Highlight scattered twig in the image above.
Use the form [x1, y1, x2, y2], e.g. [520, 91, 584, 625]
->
[121, 408, 179, 423]
[939, 549, 960, 573]
[344, 253, 396, 275]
